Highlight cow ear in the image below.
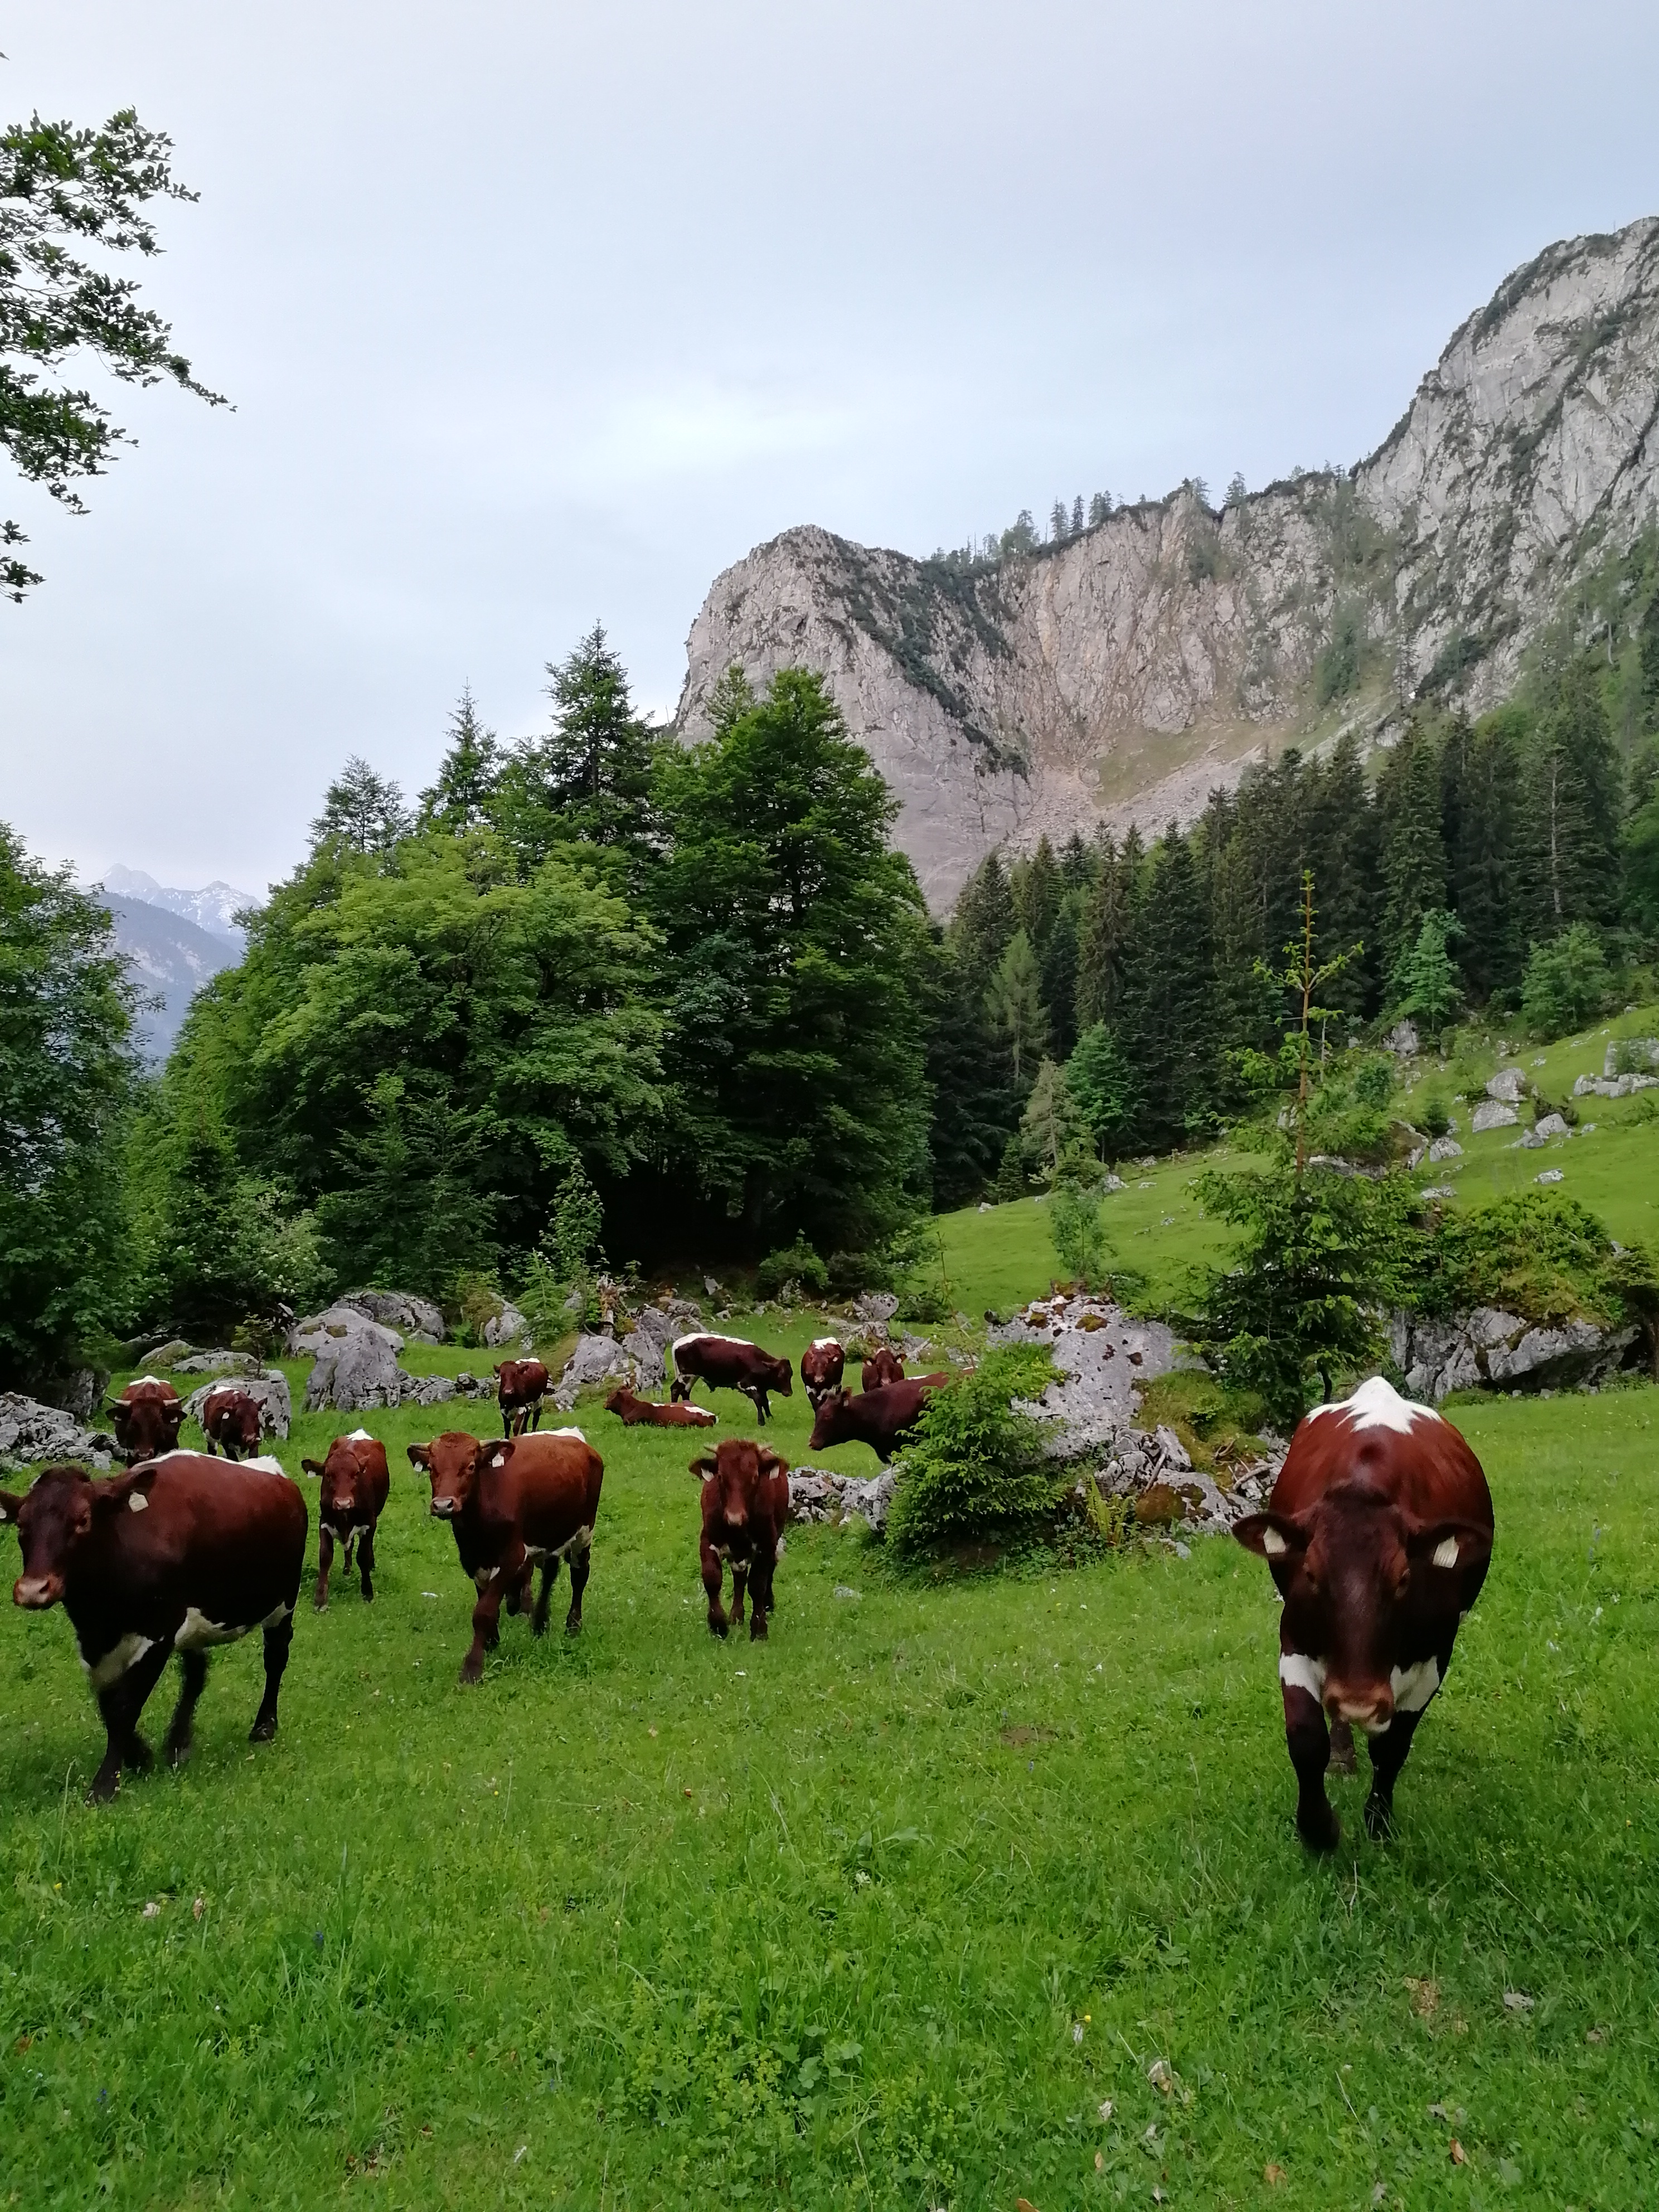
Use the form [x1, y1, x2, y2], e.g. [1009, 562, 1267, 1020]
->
[96, 1464, 161, 1516]
[406, 1442, 431, 1470]
[758, 1448, 788, 1479]
[1231, 1512, 1309, 1563]
[483, 1439, 513, 1473]
[1407, 1519, 1492, 1576]
[0, 1490, 23, 1528]
[299, 1458, 322, 1477]
[688, 1455, 716, 1480]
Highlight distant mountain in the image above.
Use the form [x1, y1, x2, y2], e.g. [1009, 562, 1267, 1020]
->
[103, 865, 258, 950]
[677, 215, 1659, 906]
[101, 895, 243, 1064]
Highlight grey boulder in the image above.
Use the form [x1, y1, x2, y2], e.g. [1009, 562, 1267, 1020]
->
[1534, 1113, 1570, 1140]
[1472, 1099, 1519, 1133]
[553, 1334, 640, 1410]
[345, 1290, 445, 1343]
[174, 1349, 258, 1376]
[289, 1302, 405, 1358]
[397, 1371, 457, 1407]
[303, 1324, 404, 1413]
[789, 1466, 898, 1532]
[1390, 1305, 1637, 1401]
[1427, 1136, 1463, 1162]
[483, 1302, 530, 1349]
[0, 1393, 114, 1471]
[1485, 1066, 1528, 1103]
[622, 1300, 705, 1385]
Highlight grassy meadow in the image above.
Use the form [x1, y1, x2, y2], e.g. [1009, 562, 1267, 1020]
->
[3, 1025, 1659, 2210]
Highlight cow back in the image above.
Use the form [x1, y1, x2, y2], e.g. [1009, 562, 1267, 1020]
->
[75, 1454, 306, 1645]
[1274, 1383, 1492, 1531]
[487, 1430, 603, 1550]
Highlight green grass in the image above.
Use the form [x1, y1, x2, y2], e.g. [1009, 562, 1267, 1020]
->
[1, 1312, 1656, 2208]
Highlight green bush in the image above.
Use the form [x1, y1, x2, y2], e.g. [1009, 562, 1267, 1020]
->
[1049, 1180, 1112, 1288]
[1521, 924, 1611, 1039]
[886, 1346, 1061, 1556]
[755, 1239, 828, 1299]
[1417, 1191, 1656, 1332]
[1420, 1093, 1452, 1139]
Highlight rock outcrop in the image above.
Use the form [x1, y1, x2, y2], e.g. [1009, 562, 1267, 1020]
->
[0, 1395, 115, 1472]
[344, 1291, 445, 1343]
[676, 217, 1659, 905]
[1389, 1307, 1639, 1400]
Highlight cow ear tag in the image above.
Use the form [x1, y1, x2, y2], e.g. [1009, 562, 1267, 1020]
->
[128, 1491, 149, 1513]
[1260, 1526, 1287, 1556]
[1432, 1535, 1458, 1568]
[492, 1454, 506, 1468]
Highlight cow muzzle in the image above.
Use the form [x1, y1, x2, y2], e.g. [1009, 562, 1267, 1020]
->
[1326, 1685, 1394, 1735]
[429, 1498, 458, 1520]
[13, 1574, 64, 1610]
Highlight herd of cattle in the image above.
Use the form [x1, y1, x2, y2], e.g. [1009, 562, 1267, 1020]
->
[1, 1334, 1495, 1851]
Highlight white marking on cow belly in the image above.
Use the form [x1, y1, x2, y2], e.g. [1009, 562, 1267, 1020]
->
[174, 1607, 250, 1651]
[1279, 1651, 1327, 1701]
[81, 1633, 154, 1689]
[1390, 1656, 1441, 1712]
[551, 1523, 593, 1561]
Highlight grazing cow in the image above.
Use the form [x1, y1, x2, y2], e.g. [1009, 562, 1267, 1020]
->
[801, 1337, 846, 1411]
[603, 1385, 715, 1428]
[808, 1374, 949, 1464]
[1, 1452, 305, 1801]
[493, 1357, 550, 1438]
[299, 1428, 390, 1605]
[670, 1334, 793, 1424]
[860, 1345, 905, 1393]
[105, 1377, 183, 1466]
[687, 1439, 790, 1641]
[407, 1427, 604, 1684]
[201, 1385, 263, 1461]
[1232, 1375, 1495, 1851]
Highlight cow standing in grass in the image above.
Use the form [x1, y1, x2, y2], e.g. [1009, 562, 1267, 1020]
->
[493, 1358, 550, 1438]
[300, 1429, 390, 1606]
[1232, 1375, 1495, 1850]
[1, 1453, 305, 1800]
[801, 1338, 845, 1411]
[809, 1374, 948, 1464]
[105, 1378, 183, 1466]
[201, 1386, 263, 1461]
[408, 1428, 603, 1683]
[670, 1335, 793, 1424]
[688, 1439, 790, 1641]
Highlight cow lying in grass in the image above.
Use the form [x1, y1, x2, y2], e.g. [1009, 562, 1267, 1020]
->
[408, 1428, 604, 1684]
[688, 1439, 789, 1641]
[603, 1385, 715, 1428]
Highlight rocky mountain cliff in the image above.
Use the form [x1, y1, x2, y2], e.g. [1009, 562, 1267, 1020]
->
[676, 216, 1659, 906]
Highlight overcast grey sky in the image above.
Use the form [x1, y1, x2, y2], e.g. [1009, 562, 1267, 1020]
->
[4, 0, 1658, 895]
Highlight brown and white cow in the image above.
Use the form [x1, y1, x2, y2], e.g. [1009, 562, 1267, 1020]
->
[808, 1374, 949, 1464]
[407, 1427, 604, 1684]
[670, 1333, 793, 1424]
[299, 1428, 390, 1606]
[493, 1358, 550, 1439]
[801, 1337, 846, 1411]
[603, 1385, 715, 1428]
[860, 1345, 905, 1393]
[201, 1385, 263, 1461]
[687, 1438, 790, 1641]
[1, 1452, 305, 1801]
[105, 1377, 184, 1466]
[1232, 1375, 1495, 1851]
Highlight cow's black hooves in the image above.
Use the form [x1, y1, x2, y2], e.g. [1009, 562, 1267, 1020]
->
[248, 1718, 277, 1743]
[125, 1736, 154, 1774]
[166, 1742, 191, 1769]
[1298, 1811, 1340, 1852]
[1364, 1796, 1395, 1841]
[87, 1777, 120, 1805]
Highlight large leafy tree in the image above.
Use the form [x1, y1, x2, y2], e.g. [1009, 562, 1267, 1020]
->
[2, 106, 221, 596]
[650, 667, 929, 1254]
[0, 825, 138, 1381]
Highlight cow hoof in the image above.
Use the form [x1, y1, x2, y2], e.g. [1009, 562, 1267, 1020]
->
[1327, 1724, 1357, 1776]
[88, 1772, 121, 1805]
[708, 1616, 729, 1638]
[125, 1735, 154, 1774]
[564, 1616, 581, 1637]
[248, 1716, 278, 1744]
[1298, 1806, 1340, 1852]
[166, 1740, 192, 1769]
[1364, 1794, 1395, 1841]
[313, 1597, 328, 1612]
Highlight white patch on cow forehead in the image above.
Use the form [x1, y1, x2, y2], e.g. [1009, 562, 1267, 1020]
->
[80, 1632, 154, 1690]
[1390, 1656, 1440, 1712]
[1278, 1651, 1327, 1701]
[1309, 1374, 1439, 1434]
[809, 1337, 840, 1351]
[1260, 1526, 1287, 1555]
[1432, 1534, 1460, 1569]
[347, 1428, 373, 1442]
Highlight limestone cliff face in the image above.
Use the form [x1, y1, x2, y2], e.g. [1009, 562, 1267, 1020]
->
[676, 217, 1659, 909]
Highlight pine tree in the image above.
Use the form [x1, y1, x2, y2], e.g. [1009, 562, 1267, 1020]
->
[1058, 830, 1095, 889]
[416, 690, 502, 835]
[1040, 889, 1084, 1061]
[1116, 826, 1217, 1148]
[1050, 499, 1069, 544]
[1066, 1022, 1137, 1158]
[985, 930, 1049, 1085]
[1375, 724, 1448, 973]
[1302, 734, 1376, 1013]
[1088, 492, 1111, 526]
[1011, 835, 1061, 954]
[1071, 494, 1084, 537]
[1074, 833, 1130, 1032]
[1521, 659, 1622, 932]
[1445, 706, 1524, 1000]
[312, 755, 413, 855]
[923, 932, 1019, 1209]
[496, 623, 656, 864]
[950, 851, 1017, 998]
[1019, 1057, 1094, 1186]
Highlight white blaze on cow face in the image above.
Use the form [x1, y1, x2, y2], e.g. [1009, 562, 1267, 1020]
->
[809, 1338, 840, 1352]
[1303, 1375, 1441, 1434]
[80, 1632, 156, 1689]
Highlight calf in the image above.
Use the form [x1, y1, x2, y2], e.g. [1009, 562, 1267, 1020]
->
[299, 1428, 390, 1605]
[493, 1357, 550, 1438]
[1, 1452, 305, 1801]
[860, 1345, 905, 1392]
[808, 1374, 949, 1464]
[105, 1377, 183, 1466]
[603, 1385, 715, 1428]
[201, 1385, 263, 1461]
[687, 1439, 790, 1641]
[801, 1337, 846, 1410]
[408, 1427, 604, 1684]
[670, 1333, 793, 1424]
[1232, 1375, 1495, 1851]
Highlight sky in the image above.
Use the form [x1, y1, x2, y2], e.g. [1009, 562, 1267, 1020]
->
[4, 0, 1658, 897]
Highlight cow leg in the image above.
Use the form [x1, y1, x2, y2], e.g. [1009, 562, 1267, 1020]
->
[1363, 1711, 1426, 1840]
[750, 1548, 777, 1642]
[249, 1613, 294, 1742]
[90, 1639, 173, 1802]
[315, 1525, 334, 1609]
[1282, 1685, 1340, 1851]
[565, 1541, 590, 1634]
[729, 1558, 748, 1629]
[164, 1650, 210, 1767]
[701, 1539, 729, 1636]
[460, 1560, 516, 1685]
[1327, 1718, 1357, 1776]
[531, 1400, 543, 1432]
[358, 1524, 376, 1602]
[533, 1556, 560, 1634]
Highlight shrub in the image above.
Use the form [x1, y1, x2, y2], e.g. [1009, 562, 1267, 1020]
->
[992, 1136, 1027, 1203]
[1049, 1180, 1112, 1288]
[546, 1162, 605, 1282]
[1521, 924, 1611, 1039]
[755, 1239, 828, 1300]
[448, 1268, 505, 1347]
[886, 1346, 1061, 1556]
[1420, 1093, 1452, 1139]
[1417, 1191, 1655, 1333]
[827, 1250, 889, 1295]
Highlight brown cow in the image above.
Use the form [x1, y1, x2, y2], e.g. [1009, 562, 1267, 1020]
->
[201, 1385, 263, 1461]
[688, 1439, 790, 1641]
[801, 1337, 846, 1411]
[670, 1333, 793, 1424]
[1232, 1375, 1495, 1851]
[407, 1427, 603, 1684]
[808, 1374, 949, 1464]
[1, 1452, 305, 1801]
[105, 1377, 184, 1466]
[299, 1428, 390, 1606]
[603, 1385, 715, 1428]
[860, 1345, 905, 1392]
[493, 1358, 550, 1438]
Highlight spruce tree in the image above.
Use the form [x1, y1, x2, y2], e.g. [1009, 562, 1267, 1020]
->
[985, 930, 1049, 1085]
[496, 623, 656, 865]
[1375, 724, 1448, 972]
[1074, 833, 1130, 1032]
[1071, 495, 1084, 537]
[1040, 889, 1084, 1061]
[416, 691, 502, 836]
[1011, 835, 1061, 954]
[1050, 499, 1069, 544]
[1521, 659, 1622, 932]
[1445, 706, 1524, 999]
[1088, 492, 1111, 526]
[1019, 1058, 1094, 1186]
[923, 932, 1019, 1209]
[950, 851, 1017, 998]
[1116, 826, 1217, 1148]
[312, 755, 413, 855]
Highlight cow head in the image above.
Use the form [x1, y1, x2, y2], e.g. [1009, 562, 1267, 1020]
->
[690, 1439, 764, 1528]
[305, 1436, 379, 1517]
[808, 1389, 851, 1454]
[409, 1431, 497, 1519]
[8, 1464, 159, 1610]
[207, 1390, 263, 1449]
[768, 1356, 793, 1398]
[603, 1387, 633, 1417]
[1234, 1488, 1493, 1733]
[105, 1382, 183, 1465]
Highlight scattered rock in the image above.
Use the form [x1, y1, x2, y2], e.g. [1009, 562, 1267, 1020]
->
[1471, 1099, 1520, 1133]
[1573, 1068, 1659, 1099]
[1383, 1019, 1419, 1056]
[553, 1334, 641, 1409]
[397, 1372, 457, 1406]
[1535, 1167, 1565, 1185]
[343, 1290, 445, 1343]
[1421, 1185, 1458, 1201]
[978, 1200, 993, 1212]
[0, 1394, 115, 1471]
[482, 1302, 530, 1349]
[1427, 1136, 1463, 1162]
[1516, 1128, 1548, 1150]
[853, 1292, 899, 1325]
[289, 1302, 404, 1358]
[1485, 1066, 1528, 1103]
[182, 1369, 292, 1439]
[174, 1349, 259, 1376]
[703, 1275, 720, 1297]
[137, 1338, 195, 1369]
[622, 1299, 704, 1385]
[1390, 1306, 1638, 1400]
[789, 1466, 896, 1532]
[451, 1371, 496, 1400]
[57, 1368, 107, 1422]
[1603, 1037, 1659, 1078]
[1534, 1113, 1569, 1140]
[303, 1322, 405, 1413]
